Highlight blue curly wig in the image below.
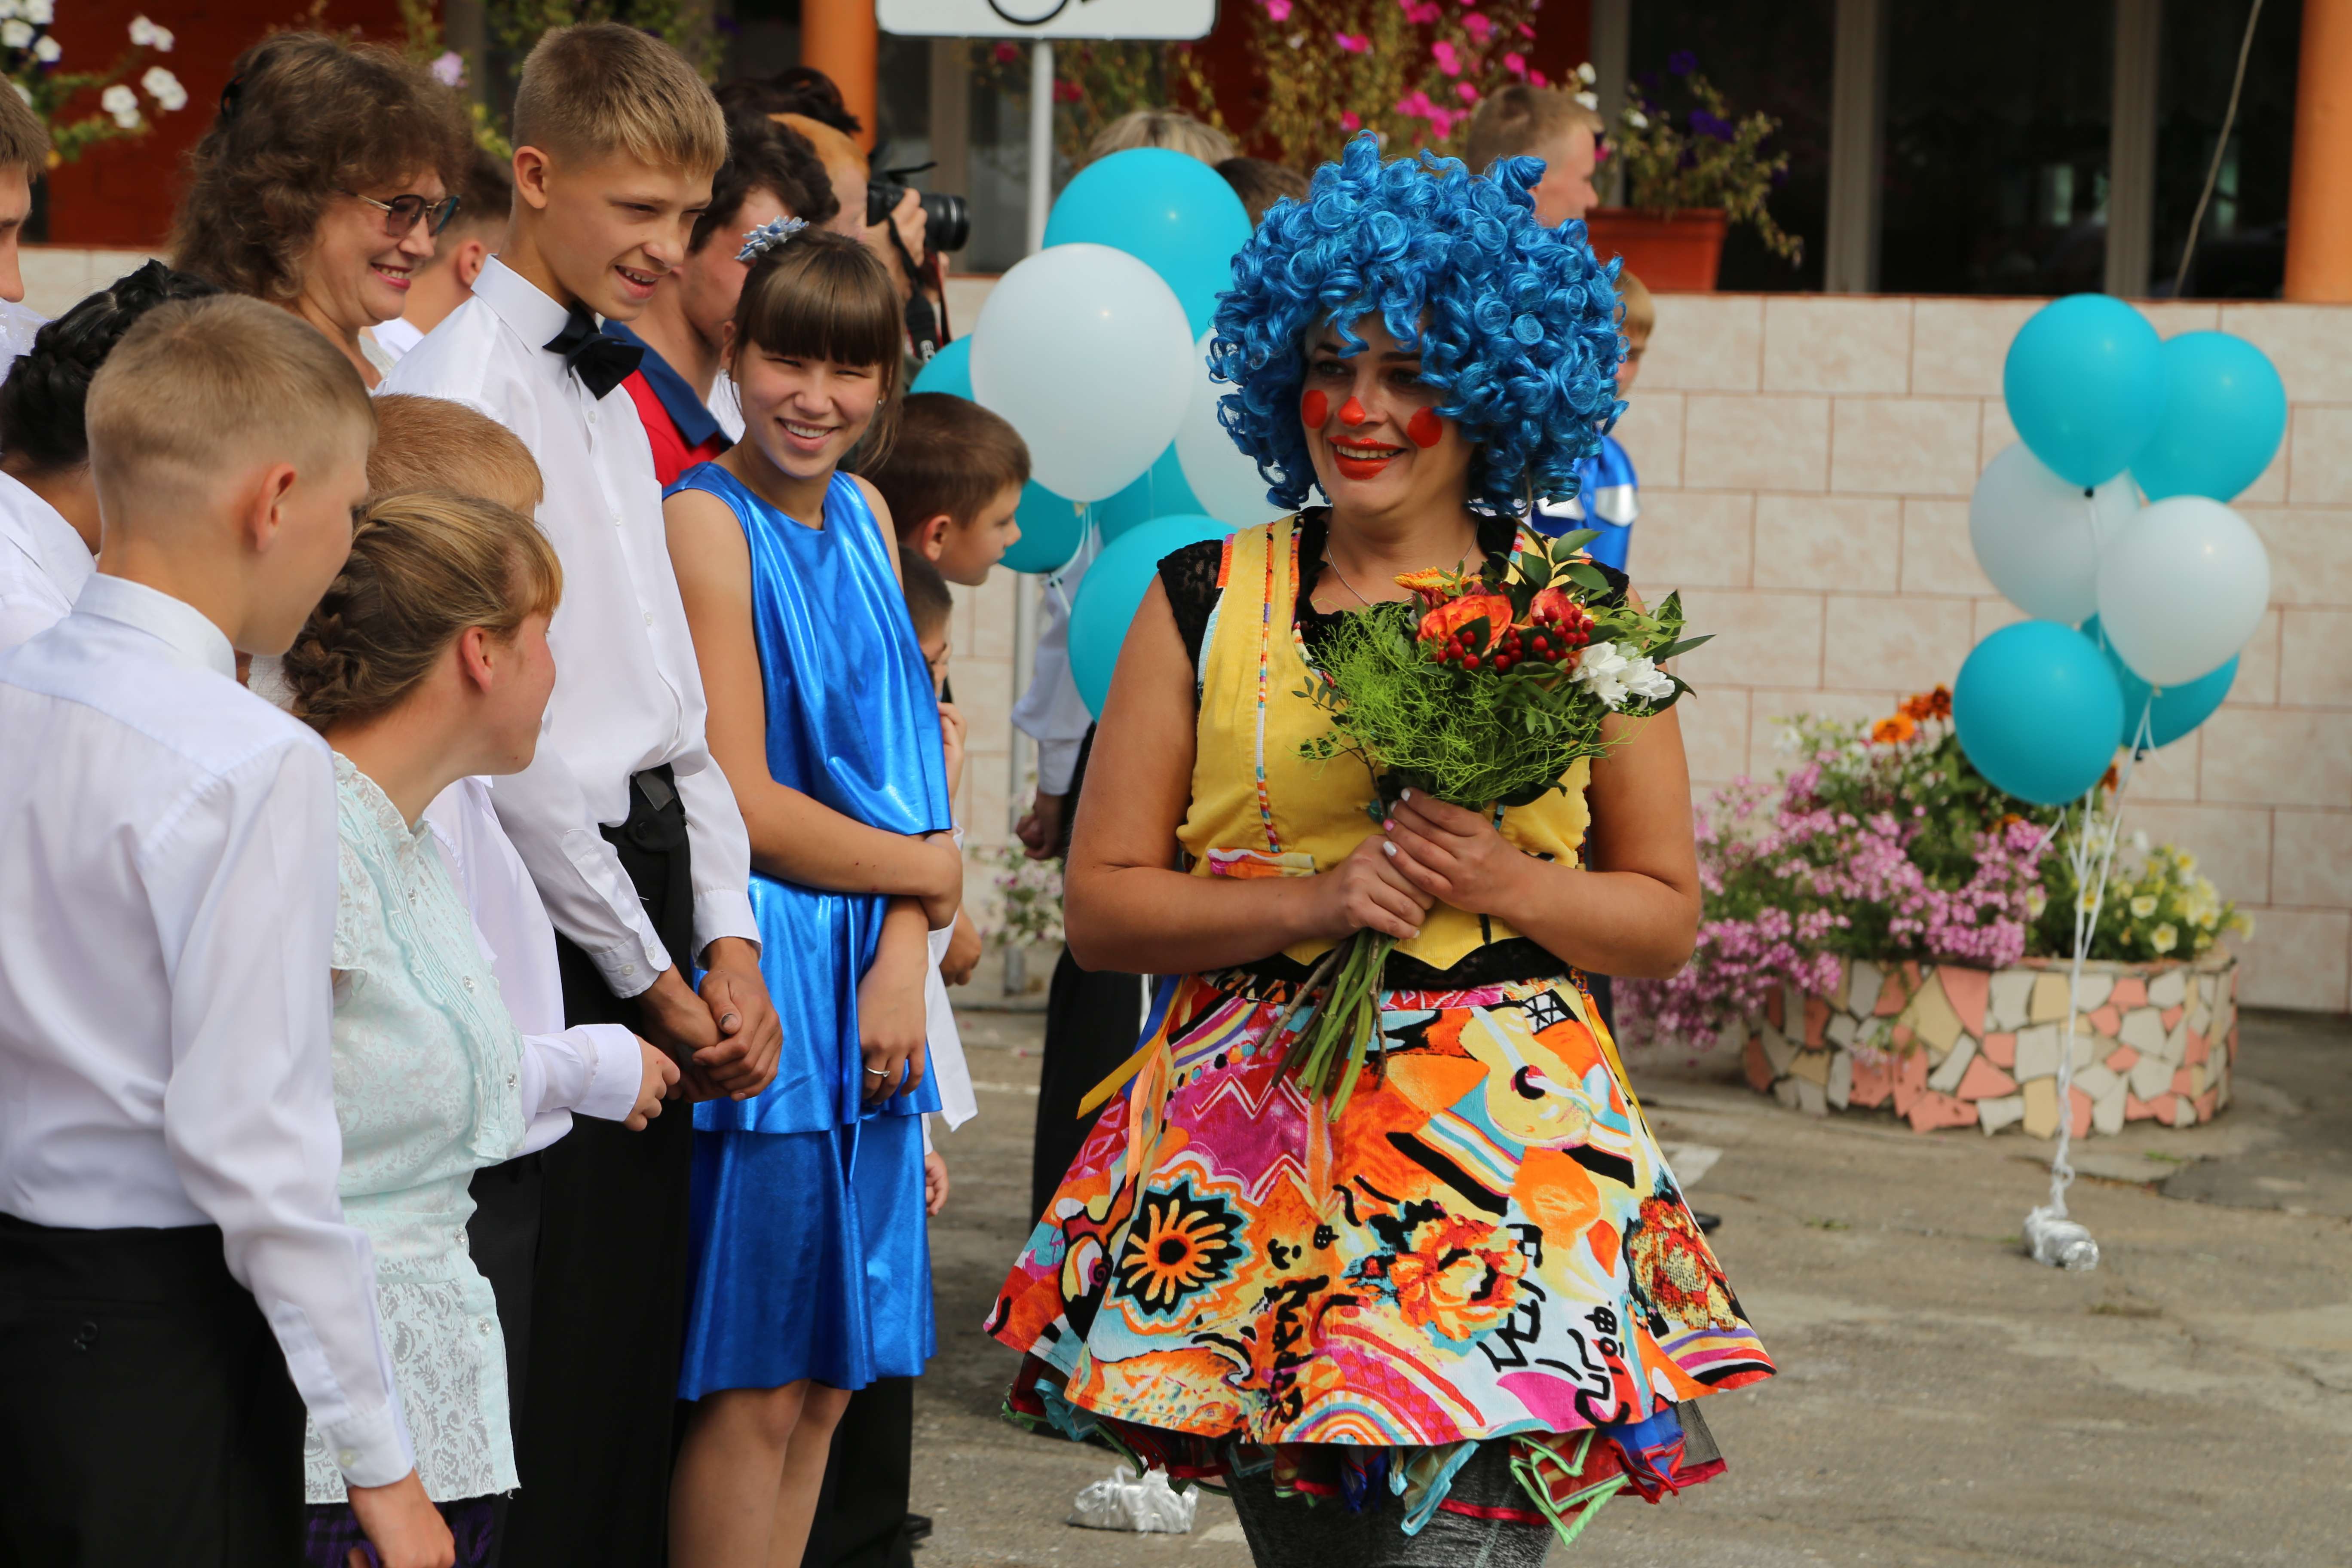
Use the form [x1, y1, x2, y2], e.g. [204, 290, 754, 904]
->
[1209, 133, 1625, 516]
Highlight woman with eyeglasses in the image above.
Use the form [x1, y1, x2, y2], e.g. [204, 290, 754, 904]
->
[170, 34, 471, 387]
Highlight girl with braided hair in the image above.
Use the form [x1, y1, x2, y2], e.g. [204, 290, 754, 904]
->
[0, 260, 217, 650]
[987, 135, 1773, 1564]
[278, 490, 678, 1566]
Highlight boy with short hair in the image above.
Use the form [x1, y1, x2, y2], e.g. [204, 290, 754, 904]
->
[1464, 81, 1604, 227]
[868, 391, 1026, 586]
[0, 80, 51, 366]
[383, 24, 781, 1568]
[607, 112, 837, 483]
[1535, 270, 1650, 570]
[0, 295, 448, 1567]
[371, 146, 514, 362]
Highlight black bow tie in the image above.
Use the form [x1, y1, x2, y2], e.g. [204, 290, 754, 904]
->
[544, 305, 643, 401]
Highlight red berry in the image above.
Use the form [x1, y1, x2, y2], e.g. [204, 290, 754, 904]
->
[1463, 655, 1479, 670]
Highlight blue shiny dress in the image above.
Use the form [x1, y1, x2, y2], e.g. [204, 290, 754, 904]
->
[671, 463, 955, 1399]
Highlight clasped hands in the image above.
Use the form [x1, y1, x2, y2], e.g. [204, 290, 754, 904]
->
[1312, 790, 1534, 942]
[636, 935, 783, 1103]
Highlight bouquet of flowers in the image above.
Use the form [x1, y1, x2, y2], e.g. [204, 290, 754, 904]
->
[1279, 529, 1707, 1116]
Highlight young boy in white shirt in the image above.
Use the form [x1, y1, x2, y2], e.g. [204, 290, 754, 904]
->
[383, 24, 781, 1567]
[0, 296, 449, 1567]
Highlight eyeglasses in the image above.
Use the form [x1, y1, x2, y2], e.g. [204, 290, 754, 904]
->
[347, 190, 462, 238]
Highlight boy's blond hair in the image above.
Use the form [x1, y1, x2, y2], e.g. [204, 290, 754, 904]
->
[512, 22, 725, 179]
[369, 394, 545, 513]
[1618, 271, 1655, 341]
[1465, 84, 1605, 175]
[0, 77, 50, 181]
[86, 295, 373, 511]
[1084, 109, 1234, 168]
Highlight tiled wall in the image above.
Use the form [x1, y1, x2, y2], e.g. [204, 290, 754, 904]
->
[1628, 294, 2352, 1012]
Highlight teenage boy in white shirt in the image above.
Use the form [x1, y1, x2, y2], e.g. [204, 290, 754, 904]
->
[383, 24, 780, 1568]
[0, 297, 450, 1567]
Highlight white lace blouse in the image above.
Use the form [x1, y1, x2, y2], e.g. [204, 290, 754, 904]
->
[302, 757, 536, 1504]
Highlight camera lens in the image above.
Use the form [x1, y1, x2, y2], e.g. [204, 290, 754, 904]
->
[865, 179, 971, 254]
[920, 192, 970, 254]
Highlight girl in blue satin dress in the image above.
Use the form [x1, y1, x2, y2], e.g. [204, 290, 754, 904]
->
[661, 222, 960, 1568]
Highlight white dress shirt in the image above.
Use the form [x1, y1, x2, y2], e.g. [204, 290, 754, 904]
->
[368, 315, 425, 362]
[1011, 537, 1098, 798]
[384, 258, 758, 996]
[422, 776, 645, 1154]
[0, 296, 44, 383]
[0, 576, 413, 1488]
[0, 469, 92, 652]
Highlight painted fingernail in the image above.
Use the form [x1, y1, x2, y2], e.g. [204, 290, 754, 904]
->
[1382, 841, 1396, 856]
[1383, 818, 1394, 830]
[1400, 789, 1412, 801]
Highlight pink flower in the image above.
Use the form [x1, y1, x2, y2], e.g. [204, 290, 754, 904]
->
[1334, 31, 1369, 52]
[1431, 39, 1463, 75]
[1457, 81, 1479, 103]
[1503, 51, 1527, 77]
[1265, 0, 1292, 18]
[1398, 0, 1441, 21]
[1396, 89, 1437, 121]
[1341, 110, 1362, 131]
[992, 41, 1019, 64]
[1529, 69, 1548, 87]
[1464, 13, 1494, 40]
[1519, 22, 1536, 38]
[1429, 107, 1460, 138]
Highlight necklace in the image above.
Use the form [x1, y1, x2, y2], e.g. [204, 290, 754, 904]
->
[1319, 527, 1482, 611]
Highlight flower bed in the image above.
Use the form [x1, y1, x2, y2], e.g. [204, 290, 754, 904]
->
[1742, 951, 2237, 1136]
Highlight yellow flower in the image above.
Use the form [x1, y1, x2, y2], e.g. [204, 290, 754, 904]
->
[2150, 922, 2178, 955]
[2130, 894, 2158, 918]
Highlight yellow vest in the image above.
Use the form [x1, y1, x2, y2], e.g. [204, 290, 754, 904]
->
[1175, 514, 1592, 971]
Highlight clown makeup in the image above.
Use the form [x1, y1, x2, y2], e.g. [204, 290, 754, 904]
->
[1297, 314, 1473, 515]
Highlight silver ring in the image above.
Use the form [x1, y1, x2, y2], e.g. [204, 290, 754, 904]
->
[864, 1067, 888, 1076]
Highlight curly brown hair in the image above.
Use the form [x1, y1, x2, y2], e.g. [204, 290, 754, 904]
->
[168, 33, 472, 304]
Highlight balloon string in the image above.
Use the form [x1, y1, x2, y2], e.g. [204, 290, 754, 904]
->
[2047, 695, 2155, 1219]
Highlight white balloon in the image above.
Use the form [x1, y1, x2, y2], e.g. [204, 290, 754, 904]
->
[2096, 496, 2270, 687]
[969, 243, 1194, 503]
[1173, 331, 1286, 529]
[1968, 443, 2140, 623]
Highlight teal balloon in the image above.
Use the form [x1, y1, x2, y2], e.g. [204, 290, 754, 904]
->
[2128, 331, 2286, 503]
[1001, 481, 1084, 575]
[1069, 514, 1229, 717]
[1952, 621, 2125, 806]
[2082, 614, 2236, 748]
[2002, 295, 2168, 487]
[1042, 148, 1252, 337]
[910, 336, 972, 398]
[1095, 446, 1201, 543]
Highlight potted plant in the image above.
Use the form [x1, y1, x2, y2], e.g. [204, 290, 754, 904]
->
[1619, 690, 2249, 1137]
[3, 9, 184, 167]
[1591, 51, 1800, 291]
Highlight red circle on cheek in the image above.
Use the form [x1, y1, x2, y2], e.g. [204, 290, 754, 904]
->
[1300, 389, 1329, 428]
[1406, 408, 1445, 449]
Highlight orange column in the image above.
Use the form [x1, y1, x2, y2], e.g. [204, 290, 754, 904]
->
[800, 0, 880, 154]
[2287, 0, 2352, 300]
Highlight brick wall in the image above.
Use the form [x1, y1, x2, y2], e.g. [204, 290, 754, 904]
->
[1629, 294, 2352, 1012]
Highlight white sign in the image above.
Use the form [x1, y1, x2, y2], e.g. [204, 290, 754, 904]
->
[878, 0, 1216, 40]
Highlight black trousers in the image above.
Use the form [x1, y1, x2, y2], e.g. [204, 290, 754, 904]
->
[1031, 947, 1149, 1224]
[502, 767, 698, 1568]
[799, 1378, 915, 1568]
[0, 1213, 304, 1568]
[463, 1151, 542, 1566]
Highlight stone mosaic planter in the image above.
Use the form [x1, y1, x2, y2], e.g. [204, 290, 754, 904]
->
[1741, 952, 2238, 1136]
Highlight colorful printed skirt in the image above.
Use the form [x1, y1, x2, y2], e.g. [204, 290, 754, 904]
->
[986, 967, 1774, 1544]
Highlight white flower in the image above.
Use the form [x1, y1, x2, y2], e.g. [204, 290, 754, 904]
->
[1624, 108, 1649, 130]
[2129, 894, 2157, 918]
[429, 50, 463, 88]
[1577, 61, 1597, 85]
[0, 3, 20, 22]
[0, 20, 32, 48]
[129, 13, 173, 49]
[2149, 922, 2178, 955]
[2130, 830, 2150, 854]
[141, 65, 183, 111]
[20, 0, 49, 23]
[1574, 90, 1599, 110]
[1573, 642, 1673, 710]
[100, 83, 134, 114]
[30, 31, 54, 60]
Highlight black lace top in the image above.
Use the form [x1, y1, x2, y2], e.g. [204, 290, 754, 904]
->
[1154, 508, 1625, 991]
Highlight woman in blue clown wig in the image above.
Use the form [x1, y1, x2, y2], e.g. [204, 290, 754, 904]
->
[986, 135, 1771, 1565]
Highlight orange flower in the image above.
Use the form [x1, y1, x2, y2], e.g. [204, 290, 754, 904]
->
[1418, 592, 1515, 649]
[2099, 763, 2119, 793]
[1897, 686, 1954, 723]
[1527, 586, 1586, 631]
[1871, 714, 1917, 745]
[1394, 567, 1460, 608]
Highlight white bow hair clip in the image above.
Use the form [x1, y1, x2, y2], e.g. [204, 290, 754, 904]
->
[738, 216, 808, 263]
